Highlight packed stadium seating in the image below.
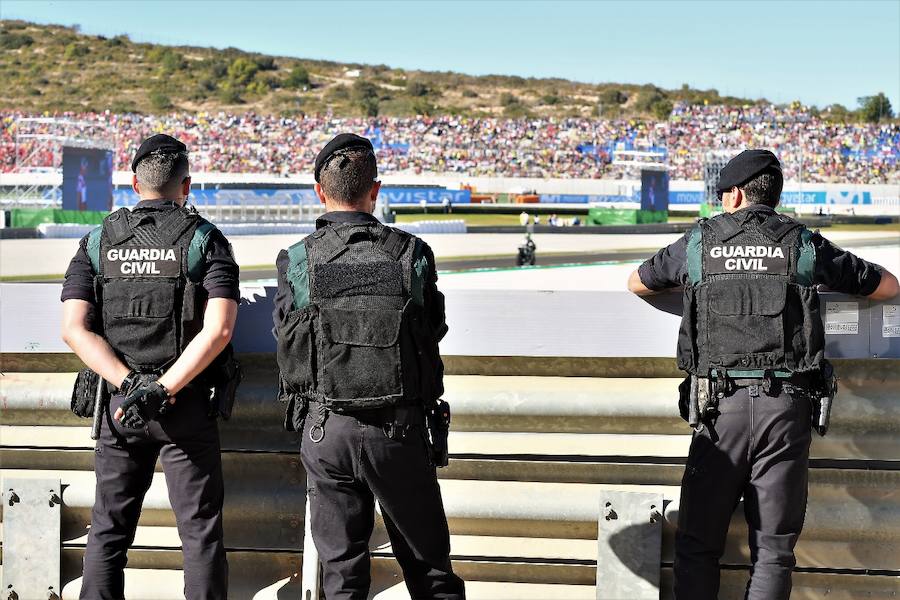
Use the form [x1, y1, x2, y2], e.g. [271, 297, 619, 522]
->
[2, 103, 898, 183]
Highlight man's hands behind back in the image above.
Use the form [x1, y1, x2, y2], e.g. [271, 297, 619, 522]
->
[117, 375, 172, 429]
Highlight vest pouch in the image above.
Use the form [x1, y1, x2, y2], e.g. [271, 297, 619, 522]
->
[785, 284, 825, 372]
[676, 286, 698, 372]
[707, 278, 787, 370]
[101, 279, 179, 370]
[276, 305, 318, 395]
[180, 280, 203, 351]
[319, 307, 404, 410]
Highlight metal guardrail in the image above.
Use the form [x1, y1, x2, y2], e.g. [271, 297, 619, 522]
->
[1, 286, 899, 598]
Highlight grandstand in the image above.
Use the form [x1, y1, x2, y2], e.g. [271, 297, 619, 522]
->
[2, 104, 898, 232]
[2, 103, 899, 183]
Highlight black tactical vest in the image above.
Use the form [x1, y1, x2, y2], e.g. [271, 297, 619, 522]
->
[677, 210, 824, 377]
[94, 206, 207, 373]
[276, 221, 442, 412]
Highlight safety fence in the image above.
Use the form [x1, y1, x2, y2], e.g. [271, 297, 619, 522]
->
[1, 286, 898, 599]
[33, 219, 467, 240]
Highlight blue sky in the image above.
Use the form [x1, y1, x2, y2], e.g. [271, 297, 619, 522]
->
[3, 0, 898, 111]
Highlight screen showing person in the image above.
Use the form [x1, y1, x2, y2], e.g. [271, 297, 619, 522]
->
[62, 147, 114, 211]
[640, 169, 670, 211]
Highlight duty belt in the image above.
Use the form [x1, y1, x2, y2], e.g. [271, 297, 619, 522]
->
[306, 401, 425, 443]
[712, 370, 816, 390]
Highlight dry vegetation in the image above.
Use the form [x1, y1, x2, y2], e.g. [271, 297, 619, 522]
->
[0, 20, 794, 119]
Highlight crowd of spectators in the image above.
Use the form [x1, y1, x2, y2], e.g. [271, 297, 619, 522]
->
[2, 103, 897, 183]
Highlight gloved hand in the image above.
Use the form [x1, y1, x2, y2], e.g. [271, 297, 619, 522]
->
[118, 370, 141, 395]
[118, 377, 171, 429]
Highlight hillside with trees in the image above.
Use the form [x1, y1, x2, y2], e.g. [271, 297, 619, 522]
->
[0, 20, 893, 122]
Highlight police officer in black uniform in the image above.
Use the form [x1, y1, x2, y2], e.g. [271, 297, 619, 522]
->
[272, 134, 465, 600]
[628, 149, 899, 600]
[61, 134, 240, 599]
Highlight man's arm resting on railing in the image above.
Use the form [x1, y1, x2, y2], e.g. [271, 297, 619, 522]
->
[628, 234, 689, 297]
[62, 299, 131, 389]
[867, 270, 900, 302]
[627, 269, 660, 296]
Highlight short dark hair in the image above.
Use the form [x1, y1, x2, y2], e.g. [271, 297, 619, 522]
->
[135, 151, 189, 195]
[739, 169, 783, 207]
[319, 148, 377, 206]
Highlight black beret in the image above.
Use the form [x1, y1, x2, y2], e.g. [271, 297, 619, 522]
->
[131, 134, 187, 172]
[716, 149, 782, 192]
[314, 133, 374, 182]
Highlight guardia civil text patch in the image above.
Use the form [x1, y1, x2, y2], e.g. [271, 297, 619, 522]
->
[706, 244, 789, 275]
[102, 246, 181, 277]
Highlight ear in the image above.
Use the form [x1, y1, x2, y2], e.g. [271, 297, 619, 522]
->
[132, 174, 140, 195]
[368, 181, 381, 211]
[732, 187, 744, 209]
[181, 176, 191, 199]
[315, 182, 327, 205]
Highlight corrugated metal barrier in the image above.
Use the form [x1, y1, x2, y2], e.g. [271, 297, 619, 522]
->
[1, 285, 898, 599]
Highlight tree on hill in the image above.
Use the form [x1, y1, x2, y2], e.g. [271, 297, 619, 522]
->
[406, 80, 429, 97]
[285, 65, 310, 89]
[857, 93, 894, 123]
[227, 58, 259, 86]
[353, 79, 380, 116]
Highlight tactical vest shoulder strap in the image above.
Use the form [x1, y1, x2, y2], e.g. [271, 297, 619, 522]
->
[706, 213, 742, 242]
[796, 227, 816, 286]
[410, 238, 429, 306]
[287, 240, 311, 310]
[103, 208, 134, 245]
[377, 226, 410, 261]
[686, 225, 703, 285]
[758, 214, 801, 242]
[186, 220, 217, 282]
[159, 207, 201, 246]
[316, 227, 349, 263]
[87, 226, 102, 274]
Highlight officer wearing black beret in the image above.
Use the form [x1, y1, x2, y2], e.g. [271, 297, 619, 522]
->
[61, 134, 241, 599]
[628, 149, 898, 600]
[273, 133, 465, 599]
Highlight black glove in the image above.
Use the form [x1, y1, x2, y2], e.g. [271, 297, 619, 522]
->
[118, 370, 141, 395]
[119, 377, 171, 429]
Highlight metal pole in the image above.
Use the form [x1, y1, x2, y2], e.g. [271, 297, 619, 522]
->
[301, 478, 320, 600]
[798, 131, 803, 206]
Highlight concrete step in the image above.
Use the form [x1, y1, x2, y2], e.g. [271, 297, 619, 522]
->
[375, 581, 595, 600]
[44, 562, 900, 600]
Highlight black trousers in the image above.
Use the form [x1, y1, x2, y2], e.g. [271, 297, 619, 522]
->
[674, 383, 812, 600]
[80, 393, 228, 600]
[300, 408, 465, 600]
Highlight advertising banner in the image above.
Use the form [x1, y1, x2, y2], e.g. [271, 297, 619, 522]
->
[378, 188, 471, 205]
[670, 191, 703, 205]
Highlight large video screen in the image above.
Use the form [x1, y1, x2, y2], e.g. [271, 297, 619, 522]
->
[62, 147, 114, 211]
[640, 169, 669, 211]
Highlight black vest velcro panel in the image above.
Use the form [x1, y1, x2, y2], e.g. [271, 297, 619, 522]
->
[96, 207, 201, 372]
[277, 222, 438, 411]
[679, 211, 824, 375]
